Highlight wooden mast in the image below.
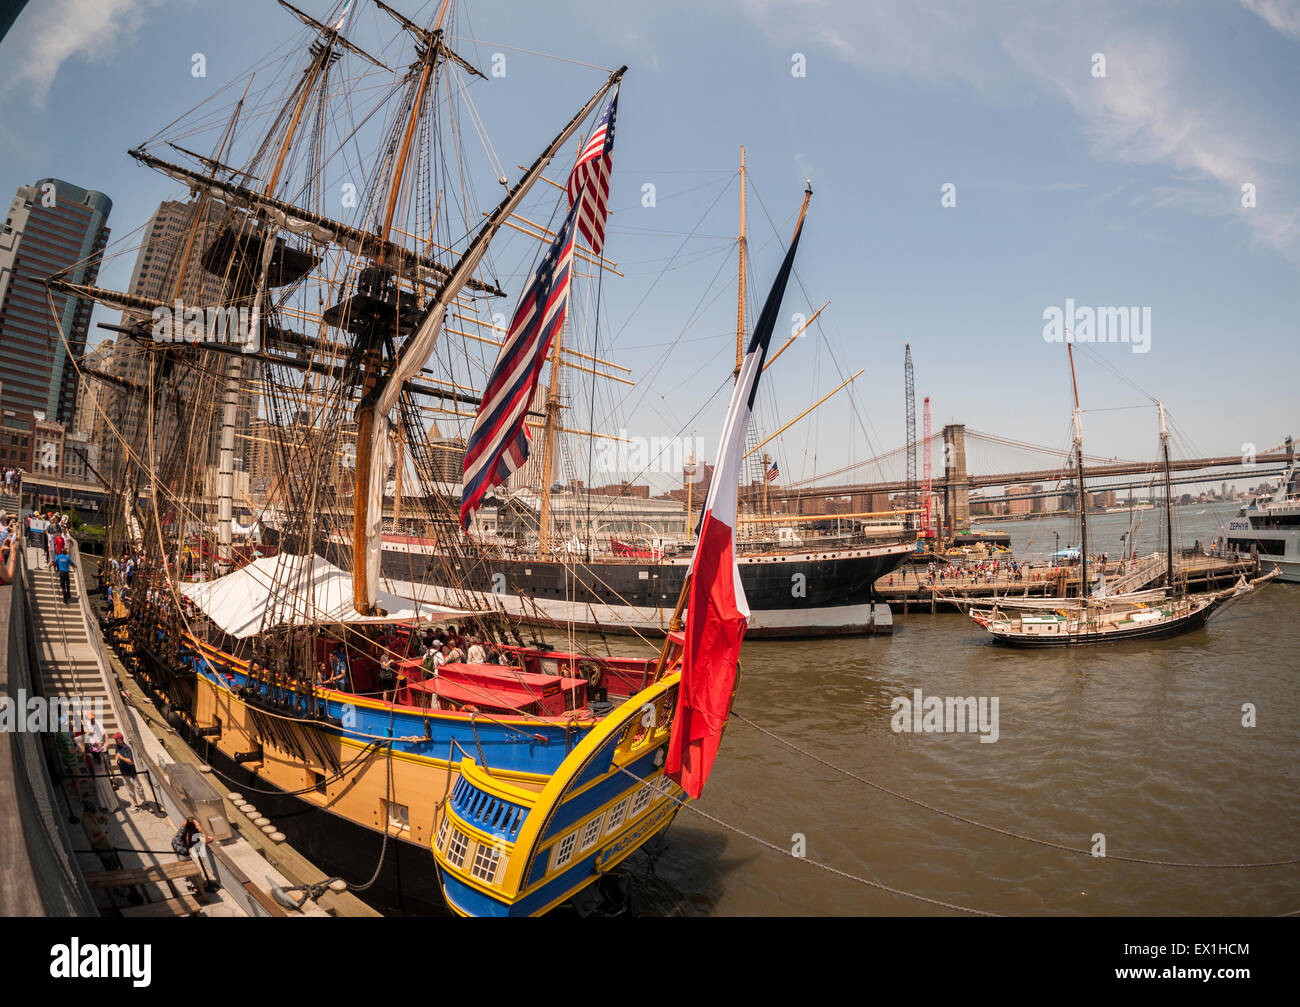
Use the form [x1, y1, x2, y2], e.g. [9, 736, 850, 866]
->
[1159, 400, 1175, 592]
[352, 0, 452, 611]
[537, 316, 567, 555]
[734, 146, 747, 382]
[1067, 342, 1088, 603]
[220, 25, 341, 566]
[265, 42, 333, 197]
[375, 0, 451, 262]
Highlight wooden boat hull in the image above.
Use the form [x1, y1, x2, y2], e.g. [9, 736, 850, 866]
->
[129, 627, 682, 916]
[433, 674, 686, 916]
[985, 600, 1219, 647]
[195, 721, 452, 916]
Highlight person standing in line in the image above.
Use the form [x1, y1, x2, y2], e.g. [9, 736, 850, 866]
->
[56, 547, 73, 603]
[112, 732, 145, 810]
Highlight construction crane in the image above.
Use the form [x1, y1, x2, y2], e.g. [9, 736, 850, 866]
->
[904, 344, 916, 531]
[922, 396, 934, 539]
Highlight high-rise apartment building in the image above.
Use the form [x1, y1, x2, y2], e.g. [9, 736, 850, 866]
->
[0, 178, 111, 423]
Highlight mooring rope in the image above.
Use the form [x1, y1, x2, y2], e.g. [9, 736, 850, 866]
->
[611, 764, 999, 916]
[732, 713, 1300, 869]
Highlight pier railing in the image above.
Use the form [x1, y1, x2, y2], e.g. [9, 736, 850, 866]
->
[1, 532, 98, 915]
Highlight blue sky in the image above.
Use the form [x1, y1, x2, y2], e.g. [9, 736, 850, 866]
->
[1, 0, 1297, 493]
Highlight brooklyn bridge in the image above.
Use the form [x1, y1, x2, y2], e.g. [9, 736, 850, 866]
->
[764, 424, 1293, 533]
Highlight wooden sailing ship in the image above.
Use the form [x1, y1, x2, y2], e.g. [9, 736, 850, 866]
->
[55, 0, 807, 915]
[968, 347, 1270, 646]
[381, 147, 911, 640]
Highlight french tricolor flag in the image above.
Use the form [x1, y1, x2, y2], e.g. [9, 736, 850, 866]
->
[666, 191, 809, 799]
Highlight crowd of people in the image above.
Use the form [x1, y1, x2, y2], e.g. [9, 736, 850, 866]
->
[0, 509, 77, 594]
[0, 512, 18, 585]
[2, 466, 23, 493]
[316, 624, 504, 701]
[886, 550, 1138, 590]
[413, 625, 498, 670]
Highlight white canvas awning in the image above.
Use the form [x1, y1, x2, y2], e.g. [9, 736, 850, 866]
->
[177, 553, 477, 639]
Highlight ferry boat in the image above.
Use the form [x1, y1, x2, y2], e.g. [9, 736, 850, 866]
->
[1226, 441, 1299, 583]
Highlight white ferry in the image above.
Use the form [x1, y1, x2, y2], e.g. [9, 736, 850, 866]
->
[1226, 443, 1300, 583]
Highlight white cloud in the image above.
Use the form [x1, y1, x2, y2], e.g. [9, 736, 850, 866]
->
[740, 0, 1300, 266]
[0, 0, 169, 105]
[1241, 0, 1300, 38]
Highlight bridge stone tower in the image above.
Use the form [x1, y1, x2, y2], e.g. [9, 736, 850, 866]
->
[942, 423, 970, 536]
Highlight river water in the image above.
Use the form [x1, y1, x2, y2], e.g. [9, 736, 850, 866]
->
[623, 505, 1300, 915]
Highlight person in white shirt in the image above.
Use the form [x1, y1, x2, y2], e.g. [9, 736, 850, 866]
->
[466, 641, 485, 664]
[80, 710, 106, 754]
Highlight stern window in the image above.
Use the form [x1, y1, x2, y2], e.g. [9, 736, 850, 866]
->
[579, 815, 603, 851]
[446, 828, 469, 868]
[470, 842, 503, 883]
[605, 798, 630, 834]
[550, 832, 577, 873]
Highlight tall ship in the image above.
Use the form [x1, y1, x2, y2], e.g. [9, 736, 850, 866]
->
[1226, 438, 1300, 583]
[968, 347, 1272, 646]
[55, 0, 812, 915]
[359, 145, 910, 638]
[374, 532, 911, 639]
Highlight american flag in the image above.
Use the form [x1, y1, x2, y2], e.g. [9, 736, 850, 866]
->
[766, 462, 780, 483]
[460, 201, 579, 529]
[566, 88, 618, 255]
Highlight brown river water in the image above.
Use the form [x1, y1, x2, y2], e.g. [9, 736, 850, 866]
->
[610, 507, 1300, 915]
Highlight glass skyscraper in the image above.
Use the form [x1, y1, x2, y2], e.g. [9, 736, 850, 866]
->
[0, 177, 112, 423]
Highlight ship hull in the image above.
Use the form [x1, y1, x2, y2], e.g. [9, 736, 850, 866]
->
[986, 602, 1217, 647]
[198, 729, 450, 917]
[374, 539, 912, 637]
[127, 625, 676, 917]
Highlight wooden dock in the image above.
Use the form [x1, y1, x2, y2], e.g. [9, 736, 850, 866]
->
[875, 555, 1257, 613]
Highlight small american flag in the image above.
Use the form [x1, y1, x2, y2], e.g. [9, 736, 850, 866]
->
[766, 462, 780, 483]
[461, 200, 579, 529]
[566, 88, 618, 255]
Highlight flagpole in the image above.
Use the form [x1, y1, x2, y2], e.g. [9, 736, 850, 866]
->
[653, 183, 811, 686]
[651, 572, 691, 682]
[762, 451, 771, 519]
[734, 146, 747, 383]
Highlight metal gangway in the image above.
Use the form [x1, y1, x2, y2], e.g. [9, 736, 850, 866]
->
[1104, 553, 1168, 595]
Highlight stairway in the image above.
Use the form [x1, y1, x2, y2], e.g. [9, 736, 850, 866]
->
[1107, 553, 1168, 595]
[23, 546, 119, 737]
